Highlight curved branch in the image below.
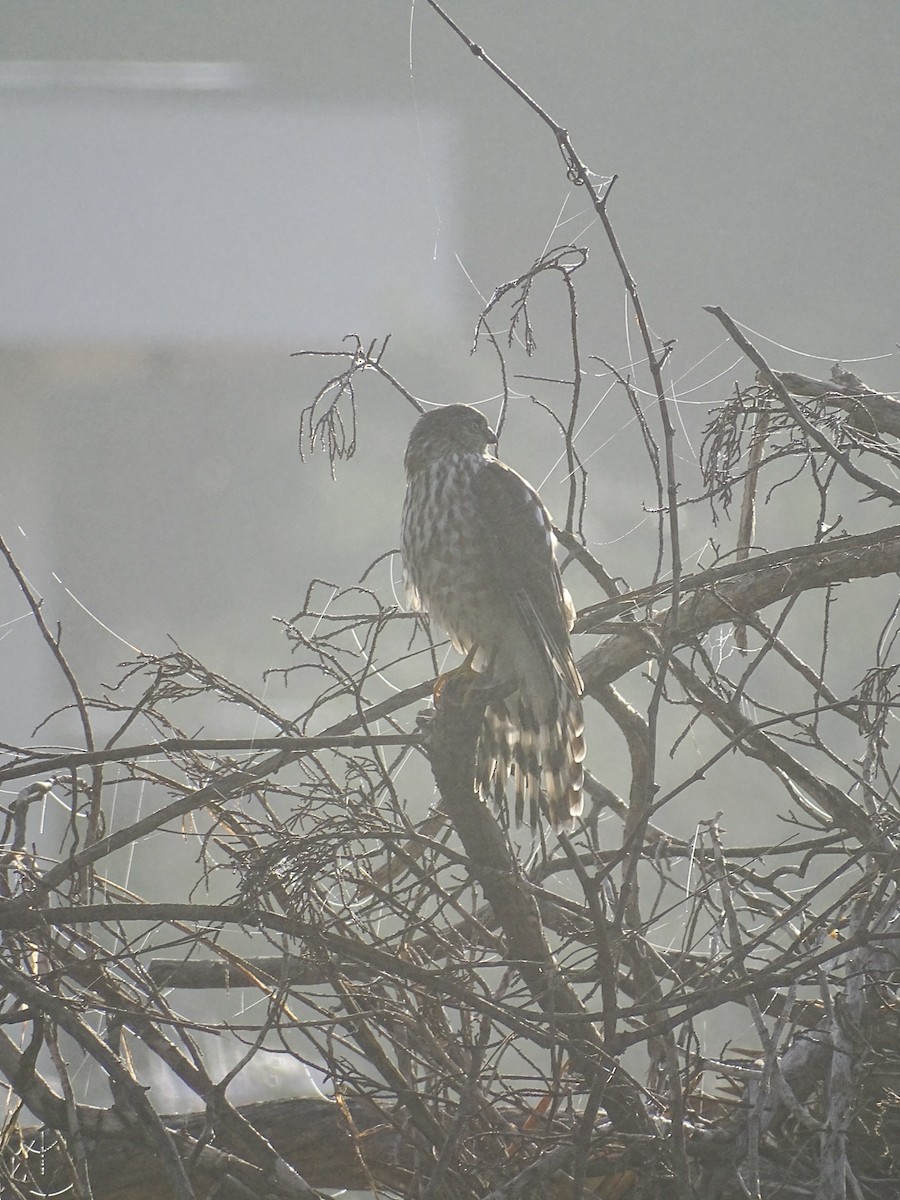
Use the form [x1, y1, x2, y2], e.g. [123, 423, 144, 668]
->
[578, 524, 900, 688]
[706, 307, 900, 506]
[0, 733, 420, 787]
[667, 659, 873, 847]
[776, 368, 900, 438]
[423, 669, 651, 1136]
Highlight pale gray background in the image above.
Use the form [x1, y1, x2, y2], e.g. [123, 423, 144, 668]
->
[2, 2, 897, 690]
[1, 0, 898, 1118]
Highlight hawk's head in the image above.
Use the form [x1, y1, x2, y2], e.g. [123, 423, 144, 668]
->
[404, 404, 498, 477]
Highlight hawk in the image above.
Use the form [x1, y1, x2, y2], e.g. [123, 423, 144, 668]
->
[401, 404, 585, 831]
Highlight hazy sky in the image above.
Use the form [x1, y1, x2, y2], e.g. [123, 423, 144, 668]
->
[1, 0, 898, 718]
[4, 2, 898, 360]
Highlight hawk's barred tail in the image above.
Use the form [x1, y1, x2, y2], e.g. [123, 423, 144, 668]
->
[542, 684, 586, 832]
[478, 678, 585, 832]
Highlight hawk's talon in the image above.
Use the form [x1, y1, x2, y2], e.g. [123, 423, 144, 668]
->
[433, 647, 480, 704]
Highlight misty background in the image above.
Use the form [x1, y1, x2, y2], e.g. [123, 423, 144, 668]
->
[1, 0, 898, 1115]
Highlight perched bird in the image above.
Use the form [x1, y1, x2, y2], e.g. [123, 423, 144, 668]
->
[401, 404, 585, 831]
